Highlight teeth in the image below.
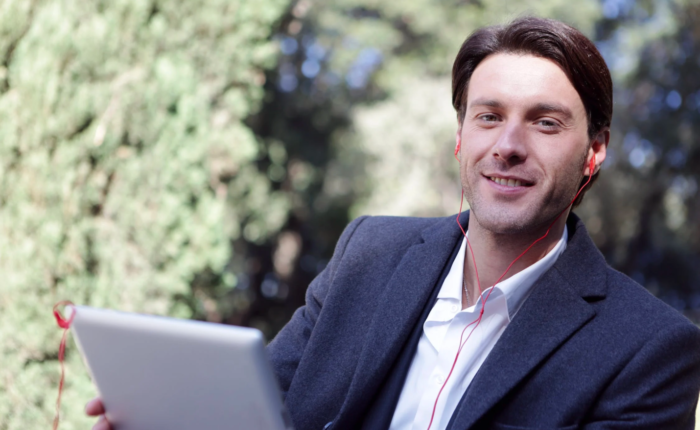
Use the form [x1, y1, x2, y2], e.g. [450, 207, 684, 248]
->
[490, 177, 523, 187]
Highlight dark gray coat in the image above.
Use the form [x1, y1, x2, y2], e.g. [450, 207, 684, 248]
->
[267, 212, 700, 429]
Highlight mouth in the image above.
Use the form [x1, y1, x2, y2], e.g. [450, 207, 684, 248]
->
[486, 176, 534, 188]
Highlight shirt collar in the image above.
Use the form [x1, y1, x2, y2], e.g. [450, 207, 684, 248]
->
[437, 226, 568, 320]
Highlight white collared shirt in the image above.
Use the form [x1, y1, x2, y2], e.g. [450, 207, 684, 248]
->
[389, 227, 568, 430]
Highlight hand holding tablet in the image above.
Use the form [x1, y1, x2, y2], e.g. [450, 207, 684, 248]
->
[86, 398, 111, 430]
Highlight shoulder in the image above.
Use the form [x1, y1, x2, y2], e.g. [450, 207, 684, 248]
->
[605, 266, 693, 328]
[562, 214, 697, 336]
[324, 214, 456, 287]
[602, 267, 699, 334]
[339, 214, 450, 252]
[345, 214, 447, 236]
[580, 263, 700, 361]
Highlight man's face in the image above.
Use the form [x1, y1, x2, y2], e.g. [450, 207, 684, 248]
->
[456, 53, 605, 235]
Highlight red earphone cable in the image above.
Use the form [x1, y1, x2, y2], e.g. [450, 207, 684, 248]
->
[52, 301, 75, 430]
[426, 156, 596, 430]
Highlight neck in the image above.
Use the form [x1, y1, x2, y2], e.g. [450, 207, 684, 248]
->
[461, 211, 569, 307]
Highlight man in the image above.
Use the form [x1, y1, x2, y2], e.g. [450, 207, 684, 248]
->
[88, 17, 700, 430]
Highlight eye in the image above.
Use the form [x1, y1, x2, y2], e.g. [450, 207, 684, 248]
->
[535, 118, 560, 130]
[478, 114, 500, 123]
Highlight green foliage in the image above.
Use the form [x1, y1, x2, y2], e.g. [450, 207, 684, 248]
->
[0, 0, 286, 427]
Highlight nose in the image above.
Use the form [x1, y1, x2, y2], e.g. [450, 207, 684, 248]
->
[492, 123, 528, 165]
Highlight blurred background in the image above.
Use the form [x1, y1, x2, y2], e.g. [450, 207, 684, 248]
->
[1, 0, 700, 427]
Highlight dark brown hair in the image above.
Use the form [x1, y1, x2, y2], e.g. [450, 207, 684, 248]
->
[452, 16, 612, 206]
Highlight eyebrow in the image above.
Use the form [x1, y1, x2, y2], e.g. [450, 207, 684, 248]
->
[468, 98, 574, 120]
[468, 98, 504, 109]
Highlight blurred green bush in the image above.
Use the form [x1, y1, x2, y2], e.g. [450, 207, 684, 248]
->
[0, 0, 285, 427]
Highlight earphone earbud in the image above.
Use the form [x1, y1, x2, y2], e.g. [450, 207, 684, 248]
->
[588, 153, 596, 176]
[454, 142, 460, 161]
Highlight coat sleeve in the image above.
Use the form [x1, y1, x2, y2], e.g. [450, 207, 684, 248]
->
[584, 322, 700, 429]
[266, 215, 369, 395]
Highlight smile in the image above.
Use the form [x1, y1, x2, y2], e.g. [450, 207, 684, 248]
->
[488, 177, 532, 187]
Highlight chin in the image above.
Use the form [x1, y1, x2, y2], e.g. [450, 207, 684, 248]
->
[468, 196, 559, 236]
[472, 209, 535, 235]
[465, 182, 570, 236]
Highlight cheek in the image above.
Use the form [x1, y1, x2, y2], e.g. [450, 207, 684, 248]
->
[546, 152, 587, 190]
[459, 130, 492, 162]
[536, 135, 588, 175]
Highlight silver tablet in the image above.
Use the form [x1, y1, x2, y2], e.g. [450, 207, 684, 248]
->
[70, 305, 293, 430]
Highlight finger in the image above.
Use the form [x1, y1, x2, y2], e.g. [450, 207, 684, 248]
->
[92, 415, 112, 430]
[85, 397, 105, 416]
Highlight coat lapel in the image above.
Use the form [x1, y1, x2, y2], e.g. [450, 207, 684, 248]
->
[333, 212, 469, 424]
[447, 215, 608, 429]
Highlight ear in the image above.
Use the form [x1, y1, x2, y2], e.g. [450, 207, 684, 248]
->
[584, 128, 609, 176]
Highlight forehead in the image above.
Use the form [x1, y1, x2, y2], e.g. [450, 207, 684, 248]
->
[467, 53, 586, 116]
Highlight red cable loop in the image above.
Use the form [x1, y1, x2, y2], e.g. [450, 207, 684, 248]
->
[52, 301, 75, 430]
[427, 160, 595, 430]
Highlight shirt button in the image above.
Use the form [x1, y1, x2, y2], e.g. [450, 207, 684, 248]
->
[451, 304, 459, 313]
[435, 374, 444, 385]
